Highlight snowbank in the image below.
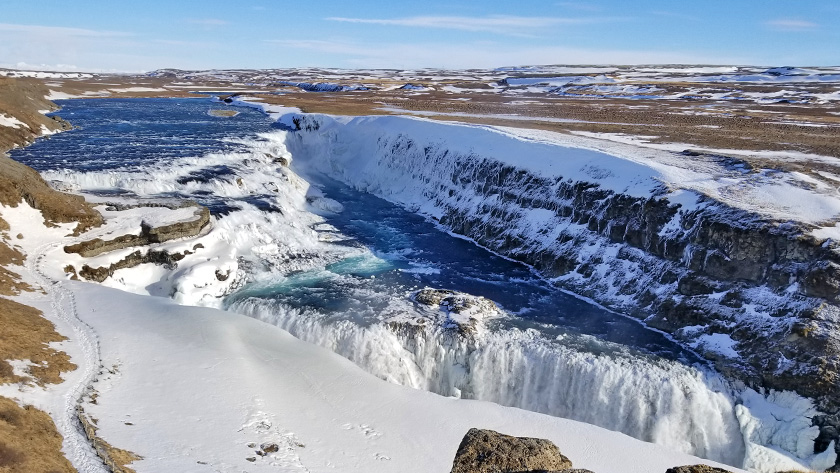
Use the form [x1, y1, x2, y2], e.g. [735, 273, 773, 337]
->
[72, 282, 751, 473]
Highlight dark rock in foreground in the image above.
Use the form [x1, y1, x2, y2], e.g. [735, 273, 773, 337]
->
[666, 465, 732, 473]
[450, 428, 573, 473]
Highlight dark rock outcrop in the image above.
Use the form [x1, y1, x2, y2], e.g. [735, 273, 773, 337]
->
[78, 248, 190, 283]
[64, 203, 209, 257]
[411, 288, 499, 335]
[450, 428, 572, 473]
[665, 465, 732, 473]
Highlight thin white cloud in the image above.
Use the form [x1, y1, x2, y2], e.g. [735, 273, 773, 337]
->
[266, 38, 738, 69]
[325, 15, 620, 35]
[651, 11, 698, 21]
[556, 2, 603, 12]
[153, 39, 215, 47]
[765, 19, 818, 31]
[0, 23, 131, 37]
[2, 62, 81, 72]
[187, 18, 229, 26]
[0, 23, 210, 72]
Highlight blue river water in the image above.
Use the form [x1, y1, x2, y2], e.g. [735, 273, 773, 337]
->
[21, 97, 820, 468]
[10, 97, 698, 361]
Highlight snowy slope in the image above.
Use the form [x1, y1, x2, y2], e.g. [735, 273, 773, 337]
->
[73, 282, 752, 473]
[0, 199, 759, 473]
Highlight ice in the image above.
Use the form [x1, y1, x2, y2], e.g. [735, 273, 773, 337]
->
[228, 293, 831, 471]
[737, 389, 838, 472]
[11, 99, 837, 471]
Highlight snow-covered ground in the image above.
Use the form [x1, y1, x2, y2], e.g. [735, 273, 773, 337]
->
[0, 112, 28, 128]
[1, 200, 760, 473]
[5, 92, 840, 471]
[13, 101, 838, 470]
[143, 64, 840, 106]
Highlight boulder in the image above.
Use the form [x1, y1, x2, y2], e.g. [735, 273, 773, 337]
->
[450, 428, 572, 473]
[665, 465, 732, 473]
[413, 288, 500, 335]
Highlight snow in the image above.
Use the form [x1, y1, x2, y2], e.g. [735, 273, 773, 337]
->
[6, 359, 37, 379]
[0, 200, 754, 473]
[39, 124, 59, 135]
[503, 75, 614, 87]
[0, 70, 94, 79]
[0, 202, 107, 472]
[73, 282, 750, 473]
[226, 96, 301, 126]
[282, 112, 840, 238]
[6, 99, 839, 471]
[737, 390, 838, 472]
[693, 333, 740, 358]
[45, 90, 81, 100]
[377, 105, 597, 124]
[0, 112, 27, 128]
[287, 113, 669, 201]
[108, 87, 167, 93]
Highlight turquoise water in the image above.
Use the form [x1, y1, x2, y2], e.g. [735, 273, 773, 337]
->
[12, 97, 697, 361]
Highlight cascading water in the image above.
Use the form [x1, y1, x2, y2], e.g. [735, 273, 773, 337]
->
[12, 98, 837, 472]
[229, 296, 746, 465]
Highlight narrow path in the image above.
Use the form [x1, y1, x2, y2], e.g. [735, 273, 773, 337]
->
[28, 240, 109, 473]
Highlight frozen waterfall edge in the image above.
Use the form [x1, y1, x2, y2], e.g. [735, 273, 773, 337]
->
[276, 112, 840, 470]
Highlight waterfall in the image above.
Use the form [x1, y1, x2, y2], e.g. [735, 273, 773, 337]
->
[230, 297, 746, 466]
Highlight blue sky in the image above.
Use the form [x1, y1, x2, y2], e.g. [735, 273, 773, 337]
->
[0, 0, 837, 71]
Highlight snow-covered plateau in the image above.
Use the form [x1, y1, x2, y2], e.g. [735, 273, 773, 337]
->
[5, 97, 840, 472]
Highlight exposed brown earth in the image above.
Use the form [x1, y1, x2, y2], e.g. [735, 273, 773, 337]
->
[3, 68, 839, 470]
[255, 91, 840, 166]
[666, 466, 733, 473]
[0, 77, 103, 236]
[0, 221, 31, 297]
[28, 70, 839, 164]
[0, 397, 76, 473]
[0, 155, 103, 236]
[74, 247, 197, 283]
[0, 297, 76, 386]
[79, 410, 141, 473]
[450, 428, 573, 473]
[0, 77, 69, 152]
[0, 76, 119, 473]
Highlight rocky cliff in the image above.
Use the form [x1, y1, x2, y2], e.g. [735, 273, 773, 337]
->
[285, 113, 840, 466]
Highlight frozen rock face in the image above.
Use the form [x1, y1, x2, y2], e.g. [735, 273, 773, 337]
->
[285, 113, 840, 464]
[450, 428, 573, 473]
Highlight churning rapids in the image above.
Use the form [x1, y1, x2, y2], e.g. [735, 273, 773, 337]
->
[11, 97, 837, 472]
